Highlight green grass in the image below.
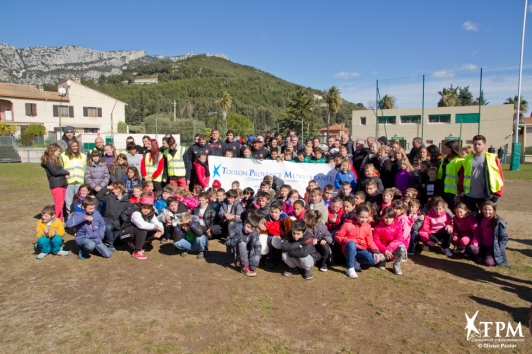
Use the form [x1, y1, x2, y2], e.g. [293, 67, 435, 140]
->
[502, 163, 532, 181]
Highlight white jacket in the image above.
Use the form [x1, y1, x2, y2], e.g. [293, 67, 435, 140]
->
[157, 208, 186, 228]
[131, 211, 163, 231]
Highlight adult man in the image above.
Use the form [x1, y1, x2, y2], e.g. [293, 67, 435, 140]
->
[352, 138, 368, 176]
[223, 130, 241, 157]
[142, 135, 152, 153]
[312, 137, 321, 149]
[251, 136, 270, 160]
[408, 137, 422, 163]
[497, 146, 504, 161]
[291, 135, 304, 151]
[325, 136, 336, 155]
[366, 136, 376, 150]
[163, 136, 191, 188]
[126, 142, 143, 169]
[340, 133, 354, 157]
[88, 137, 105, 161]
[264, 131, 273, 148]
[457, 135, 504, 212]
[125, 136, 145, 155]
[207, 128, 224, 156]
[61, 126, 77, 147]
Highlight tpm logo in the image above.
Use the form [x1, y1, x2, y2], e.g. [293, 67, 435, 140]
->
[465, 311, 525, 348]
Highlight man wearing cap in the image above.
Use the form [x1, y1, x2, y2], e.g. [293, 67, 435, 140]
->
[207, 128, 224, 157]
[251, 136, 270, 160]
[223, 130, 241, 157]
[61, 126, 77, 146]
[378, 136, 388, 147]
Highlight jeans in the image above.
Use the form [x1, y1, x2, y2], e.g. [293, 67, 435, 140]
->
[346, 241, 378, 269]
[104, 221, 119, 247]
[36, 236, 63, 254]
[238, 241, 251, 268]
[409, 231, 419, 253]
[174, 235, 207, 252]
[282, 253, 315, 270]
[65, 183, 81, 216]
[50, 186, 67, 221]
[77, 238, 113, 258]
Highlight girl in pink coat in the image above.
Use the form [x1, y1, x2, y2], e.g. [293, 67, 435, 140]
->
[419, 198, 453, 257]
[373, 207, 407, 275]
[451, 203, 478, 253]
[392, 199, 413, 261]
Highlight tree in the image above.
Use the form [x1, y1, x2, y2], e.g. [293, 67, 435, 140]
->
[458, 86, 474, 106]
[117, 121, 128, 133]
[504, 96, 528, 118]
[281, 88, 314, 136]
[474, 90, 489, 105]
[208, 112, 253, 136]
[216, 90, 232, 121]
[25, 124, 46, 137]
[0, 122, 17, 136]
[378, 94, 396, 109]
[437, 85, 459, 107]
[323, 86, 341, 135]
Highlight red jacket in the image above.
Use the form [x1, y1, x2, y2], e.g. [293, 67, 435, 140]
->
[193, 161, 210, 188]
[264, 218, 282, 236]
[452, 214, 478, 239]
[140, 153, 164, 180]
[334, 221, 377, 256]
[326, 205, 344, 231]
[373, 219, 403, 254]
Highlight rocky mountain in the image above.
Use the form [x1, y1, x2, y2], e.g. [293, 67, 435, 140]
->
[0, 43, 227, 84]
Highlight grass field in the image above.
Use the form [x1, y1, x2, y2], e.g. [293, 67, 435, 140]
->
[0, 163, 531, 353]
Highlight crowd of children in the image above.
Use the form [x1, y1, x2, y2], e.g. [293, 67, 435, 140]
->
[37, 133, 509, 280]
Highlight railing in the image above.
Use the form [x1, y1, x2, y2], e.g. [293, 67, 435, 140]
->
[0, 136, 18, 153]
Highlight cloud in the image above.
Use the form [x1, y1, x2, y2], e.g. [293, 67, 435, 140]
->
[529, 4, 532, 12]
[460, 63, 477, 70]
[431, 70, 455, 78]
[462, 21, 480, 32]
[334, 71, 360, 79]
[372, 71, 378, 75]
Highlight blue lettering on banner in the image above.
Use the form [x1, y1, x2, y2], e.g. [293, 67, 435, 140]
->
[221, 167, 248, 176]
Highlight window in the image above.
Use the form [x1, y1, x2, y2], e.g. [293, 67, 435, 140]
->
[428, 114, 451, 123]
[360, 117, 366, 125]
[466, 140, 473, 144]
[455, 113, 480, 123]
[426, 140, 434, 145]
[83, 107, 103, 118]
[377, 116, 396, 124]
[25, 103, 37, 116]
[53, 105, 74, 118]
[400, 115, 421, 124]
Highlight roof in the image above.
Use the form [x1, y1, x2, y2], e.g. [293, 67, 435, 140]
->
[58, 79, 127, 104]
[0, 82, 68, 102]
[319, 123, 349, 133]
[521, 117, 532, 124]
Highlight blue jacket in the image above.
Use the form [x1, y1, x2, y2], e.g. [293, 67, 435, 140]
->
[477, 214, 510, 268]
[334, 170, 357, 191]
[66, 210, 105, 244]
[154, 197, 167, 214]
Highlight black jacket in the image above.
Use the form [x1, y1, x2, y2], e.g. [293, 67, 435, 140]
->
[192, 204, 217, 233]
[281, 230, 321, 262]
[252, 147, 271, 160]
[207, 139, 224, 157]
[223, 139, 242, 157]
[41, 158, 69, 189]
[96, 188, 132, 229]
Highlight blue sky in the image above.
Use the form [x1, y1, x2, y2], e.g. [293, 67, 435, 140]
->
[1, 0, 532, 110]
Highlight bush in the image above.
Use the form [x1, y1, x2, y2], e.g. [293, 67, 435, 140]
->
[117, 121, 128, 134]
[20, 131, 35, 145]
[129, 125, 145, 134]
[0, 122, 17, 136]
[25, 124, 46, 137]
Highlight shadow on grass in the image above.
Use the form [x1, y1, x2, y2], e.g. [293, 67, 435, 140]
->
[509, 238, 532, 247]
[469, 296, 531, 325]
[506, 247, 532, 258]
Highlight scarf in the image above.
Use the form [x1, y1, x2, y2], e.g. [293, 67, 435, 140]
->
[196, 160, 210, 177]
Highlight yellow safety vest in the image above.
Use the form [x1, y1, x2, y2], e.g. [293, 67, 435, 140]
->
[60, 152, 86, 184]
[437, 156, 464, 194]
[463, 153, 503, 195]
[164, 146, 186, 178]
[144, 153, 163, 182]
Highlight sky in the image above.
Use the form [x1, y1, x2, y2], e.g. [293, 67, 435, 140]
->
[1, 0, 532, 110]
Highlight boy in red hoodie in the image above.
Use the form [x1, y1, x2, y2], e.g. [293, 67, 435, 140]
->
[326, 197, 344, 233]
[258, 201, 287, 269]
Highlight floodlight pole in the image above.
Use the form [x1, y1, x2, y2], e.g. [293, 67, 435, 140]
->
[421, 75, 425, 143]
[375, 80, 379, 138]
[478, 68, 483, 135]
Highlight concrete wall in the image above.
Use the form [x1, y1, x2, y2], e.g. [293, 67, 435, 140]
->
[351, 104, 514, 151]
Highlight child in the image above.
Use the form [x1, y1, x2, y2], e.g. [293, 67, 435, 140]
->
[85, 150, 110, 193]
[408, 199, 424, 255]
[224, 149, 234, 158]
[34, 205, 69, 259]
[70, 184, 91, 214]
[309, 187, 328, 224]
[122, 166, 141, 195]
[218, 189, 244, 238]
[322, 184, 334, 207]
[232, 181, 240, 190]
[422, 167, 443, 206]
[284, 189, 301, 216]
[354, 191, 366, 207]
[451, 203, 478, 253]
[158, 196, 188, 243]
[304, 146, 314, 159]
[193, 152, 210, 189]
[281, 219, 321, 280]
[334, 205, 383, 279]
[172, 213, 208, 259]
[66, 196, 113, 259]
[258, 201, 287, 268]
[129, 185, 142, 204]
[177, 187, 199, 210]
[337, 181, 353, 200]
[256, 191, 272, 219]
[154, 185, 175, 214]
[334, 159, 357, 192]
[303, 180, 318, 205]
[395, 157, 414, 197]
[240, 187, 256, 211]
[357, 164, 384, 193]
[373, 207, 406, 275]
[466, 201, 509, 267]
[405, 188, 419, 199]
[313, 148, 326, 163]
[96, 181, 131, 251]
[365, 180, 383, 209]
[120, 193, 164, 260]
[101, 144, 117, 166]
[305, 210, 333, 272]
[283, 152, 293, 162]
[326, 197, 344, 233]
[379, 188, 395, 215]
[292, 199, 306, 220]
[142, 180, 154, 197]
[278, 184, 292, 204]
[392, 199, 413, 261]
[268, 150, 280, 161]
[109, 153, 129, 183]
[226, 214, 262, 277]
[295, 149, 311, 163]
[418, 198, 453, 257]
[341, 196, 357, 225]
[263, 175, 285, 194]
[192, 192, 221, 240]
[126, 142, 143, 169]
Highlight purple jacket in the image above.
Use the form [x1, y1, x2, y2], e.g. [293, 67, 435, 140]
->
[66, 210, 105, 244]
[395, 169, 413, 196]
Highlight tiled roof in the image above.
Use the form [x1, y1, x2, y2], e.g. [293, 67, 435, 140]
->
[521, 117, 532, 124]
[319, 123, 349, 132]
[0, 82, 69, 102]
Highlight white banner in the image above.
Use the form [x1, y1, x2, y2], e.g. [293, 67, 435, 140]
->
[208, 156, 338, 193]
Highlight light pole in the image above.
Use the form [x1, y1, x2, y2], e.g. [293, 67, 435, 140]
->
[58, 87, 66, 136]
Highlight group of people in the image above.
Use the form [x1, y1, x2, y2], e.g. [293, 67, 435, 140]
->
[37, 126, 508, 280]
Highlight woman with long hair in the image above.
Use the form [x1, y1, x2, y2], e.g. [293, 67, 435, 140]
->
[438, 140, 464, 210]
[41, 143, 70, 221]
[140, 139, 165, 192]
[426, 145, 443, 170]
[61, 140, 86, 217]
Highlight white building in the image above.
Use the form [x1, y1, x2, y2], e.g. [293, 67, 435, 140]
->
[0, 79, 126, 138]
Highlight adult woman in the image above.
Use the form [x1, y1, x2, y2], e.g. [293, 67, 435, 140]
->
[141, 139, 165, 192]
[41, 143, 70, 221]
[438, 141, 464, 210]
[376, 146, 393, 188]
[61, 141, 86, 217]
[267, 137, 282, 156]
[426, 145, 443, 170]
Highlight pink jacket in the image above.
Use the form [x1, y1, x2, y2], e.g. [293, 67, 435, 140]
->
[373, 219, 403, 254]
[419, 209, 453, 241]
[452, 214, 477, 239]
[334, 221, 377, 256]
[396, 213, 413, 248]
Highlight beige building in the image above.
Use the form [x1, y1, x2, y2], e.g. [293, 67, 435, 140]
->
[0, 79, 126, 138]
[351, 104, 515, 151]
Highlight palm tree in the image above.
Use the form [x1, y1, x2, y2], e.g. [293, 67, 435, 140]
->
[505, 96, 528, 119]
[437, 85, 459, 107]
[216, 90, 232, 121]
[378, 94, 396, 109]
[323, 86, 341, 136]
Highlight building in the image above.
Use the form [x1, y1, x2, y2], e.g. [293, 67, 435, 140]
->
[319, 123, 349, 138]
[351, 104, 514, 151]
[133, 76, 158, 85]
[0, 79, 126, 138]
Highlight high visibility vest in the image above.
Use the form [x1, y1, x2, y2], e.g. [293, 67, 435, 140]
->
[463, 153, 503, 195]
[144, 153, 163, 182]
[164, 146, 186, 178]
[437, 156, 464, 194]
[60, 152, 86, 184]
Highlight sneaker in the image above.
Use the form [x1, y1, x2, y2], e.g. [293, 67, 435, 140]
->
[180, 251, 188, 257]
[108, 246, 116, 252]
[442, 248, 453, 257]
[78, 253, 90, 260]
[236, 260, 242, 267]
[241, 266, 257, 277]
[265, 258, 275, 269]
[55, 250, 69, 256]
[319, 263, 328, 272]
[378, 260, 386, 270]
[160, 238, 168, 244]
[354, 260, 362, 271]
[453, 246, 465, 254]
[401, 254, 408, 263]
[36, 252, 48, 260]
[304, 269, 313, 280]
[132, 251, 147, 260]
[283, 267, 300, 276]
[407, 250, 415, 256]
[346, 268, 358, 279]
[421, 245, 430, 252]
[197, 251, 205, 259]
[393, 262, 402, 275]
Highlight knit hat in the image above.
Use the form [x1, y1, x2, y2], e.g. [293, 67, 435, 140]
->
[139, 196, 154, 206]
[63, 125, 74, 133]
[212, 179, 222, 189]
[378, 136, 388, 146]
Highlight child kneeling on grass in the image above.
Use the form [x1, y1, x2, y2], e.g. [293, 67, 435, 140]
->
[66, 196, 112, 259]
[34, 205, 69, 259]
[373, 207, 406, 275]
[281, 219, 321, 280]
[172, 213, 207, 259]
[226, 214, 262, 277]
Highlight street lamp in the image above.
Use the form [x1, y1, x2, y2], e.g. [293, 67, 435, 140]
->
[57, 80, 71, 136]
